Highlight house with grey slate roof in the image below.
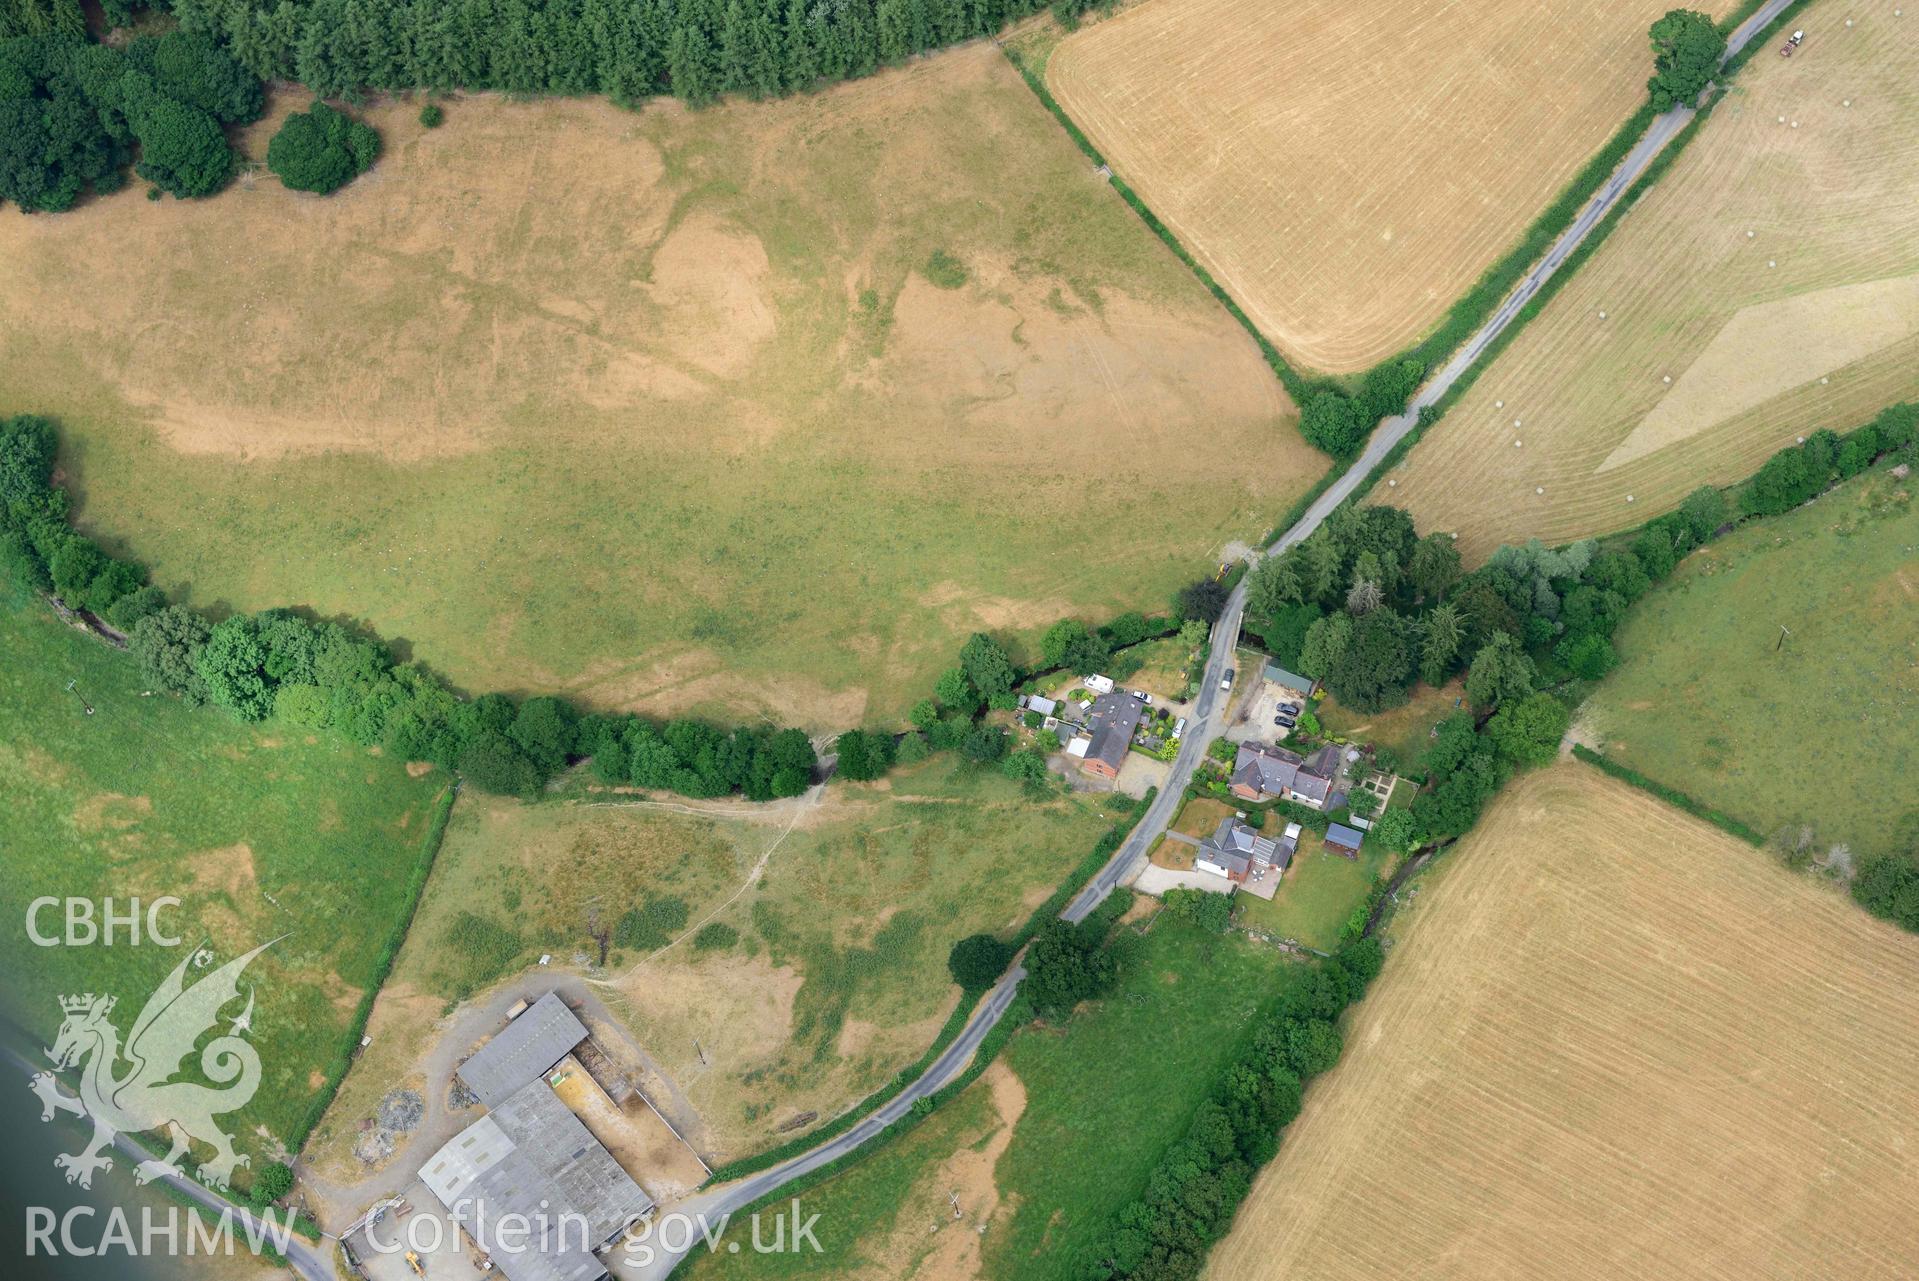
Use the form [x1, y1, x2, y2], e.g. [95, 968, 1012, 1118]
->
[1229, 741, 1341, 809]
[1194, 816, 1293, 887]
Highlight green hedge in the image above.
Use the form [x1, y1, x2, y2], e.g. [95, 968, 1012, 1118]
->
[291, 781, 458, 1152]
[1571, 744, 1764, 845]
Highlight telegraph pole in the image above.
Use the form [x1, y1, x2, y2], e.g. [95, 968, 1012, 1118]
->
[66, 679, 94, 715]
[1774, 624, 1792, 652]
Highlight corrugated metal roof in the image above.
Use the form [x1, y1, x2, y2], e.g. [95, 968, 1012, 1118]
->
[458, 992, 588, 1107]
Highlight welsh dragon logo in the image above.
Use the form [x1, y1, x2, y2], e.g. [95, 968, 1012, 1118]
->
[29, 940, 274, 1190]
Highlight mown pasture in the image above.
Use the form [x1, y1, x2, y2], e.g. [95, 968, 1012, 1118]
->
[1211, 764, 1919, 1281]
[1589, 465, 1918, 857]
[1393, 9, 1919, 557]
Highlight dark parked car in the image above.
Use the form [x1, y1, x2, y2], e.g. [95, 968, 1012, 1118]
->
[1275, 715, 1296, 729]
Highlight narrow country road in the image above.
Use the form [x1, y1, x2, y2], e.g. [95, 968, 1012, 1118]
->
[609, 7, 1808, 1275]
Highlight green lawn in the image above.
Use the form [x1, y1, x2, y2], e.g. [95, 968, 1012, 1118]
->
[1237, 831, 1387, 952]
[0, 602, 444, 1154]
[1591, 466, 1919, 855]
[986, 916, 1300, 1280]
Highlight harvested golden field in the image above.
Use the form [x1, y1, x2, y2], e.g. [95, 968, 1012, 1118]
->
[1210, 764, 1919, 1281]
[1391, 8, 1919, 558]
[1046, 0, 1719, 374]
[0, 43, 1311, 727]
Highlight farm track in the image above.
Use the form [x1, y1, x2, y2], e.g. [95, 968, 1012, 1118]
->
[622, 4, 1798, 1273]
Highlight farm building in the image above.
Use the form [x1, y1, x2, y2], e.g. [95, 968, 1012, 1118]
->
[1261, 662, 1315, 698]
[1230, 741, 1340, 808]
[458, 991, 590, 1106]
[419, 1078, 652, 1281]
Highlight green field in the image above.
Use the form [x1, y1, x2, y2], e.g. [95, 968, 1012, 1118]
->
[682, 910, 1300, 1280]
[1590, 466, 1919, 856]
[3, 46, 1313, 730]
[0, 602, 444, 1153]
[1238, 831, 1387, 952]
[986, 915, 1297, 1279]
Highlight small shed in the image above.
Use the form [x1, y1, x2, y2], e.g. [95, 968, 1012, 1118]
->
[1324, 823, 1365, 859]
[1027, 695, 1059, 716]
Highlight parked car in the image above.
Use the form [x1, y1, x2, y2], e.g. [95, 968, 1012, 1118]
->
[1220, 668, 1235, 692]
[1275, 715, 1296, 729]
[1279, 702, 1302, 715]
[1132, 689, 1152, 704]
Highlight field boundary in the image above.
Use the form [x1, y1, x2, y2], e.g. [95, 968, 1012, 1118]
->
[291, 780, 460, 1153]
[1570, 745, 1765, 845]
[1002, 39, 1316, 407]
[1015, 7, 1777, 462]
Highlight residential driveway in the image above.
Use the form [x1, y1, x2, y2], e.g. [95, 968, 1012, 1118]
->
[1115, 752, 1173, 798]
[1134, 865, 1231, 897]
[1230, 677, 1306, 745]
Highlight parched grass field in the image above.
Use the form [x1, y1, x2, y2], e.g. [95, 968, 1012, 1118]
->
[0, 43, 1314, 728]
[1209, 764, 1919, 1281]
[1588, 465, 1918, 856]
[309, 755, 1115, 1165]
[0, 603, 445, 1153]
[1393, 7, 1919, 557]
[1045, 0, 1721, 374]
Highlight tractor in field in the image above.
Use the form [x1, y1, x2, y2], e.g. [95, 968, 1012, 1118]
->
[1780, 29, 1805, 57]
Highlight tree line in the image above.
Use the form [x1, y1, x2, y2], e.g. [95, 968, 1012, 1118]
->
[1078, 929, 1383, 1280]
[0, 413, 815, 801]
[1, 16, 384, 211]
[1249, 404, 1919, 746]
[166, 0, 1106, 105]
[0, 25, 263, 208]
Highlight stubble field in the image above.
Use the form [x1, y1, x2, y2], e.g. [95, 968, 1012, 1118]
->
[1209, 764, 1919, 1281]
[1046, 0, 1721, 374]
[0, 43, 1312, 728]
[1391, 7, 1919, 557]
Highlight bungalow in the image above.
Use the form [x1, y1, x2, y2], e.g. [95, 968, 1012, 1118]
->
[1229, 741, 1341, 809]
[1324, 822, 1366, 859]
[1195, 816, 1294, 886]
[1075, 690, 1146, 780]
